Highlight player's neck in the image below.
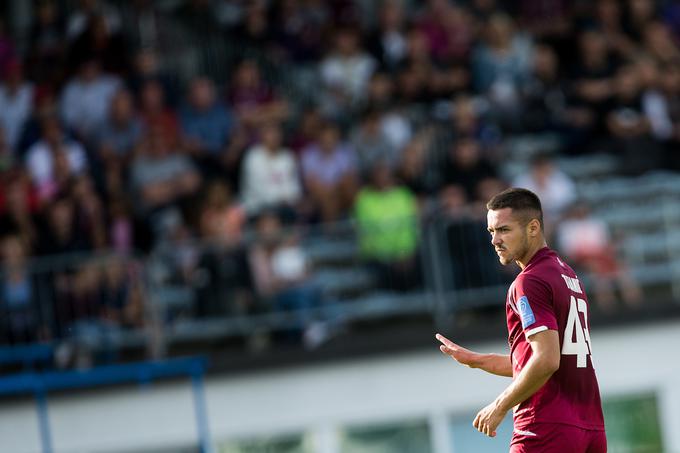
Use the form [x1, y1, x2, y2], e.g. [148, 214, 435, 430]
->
[515, 240, 548, 270]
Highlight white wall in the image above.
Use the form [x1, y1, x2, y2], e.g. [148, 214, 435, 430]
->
[1, 319, 679, 453]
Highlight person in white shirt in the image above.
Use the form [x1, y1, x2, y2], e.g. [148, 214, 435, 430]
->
[25, 116, 88, 201]
[320, 27, 377, 115]
[60, 59, 121, 141]
[240, 123, 302, 215]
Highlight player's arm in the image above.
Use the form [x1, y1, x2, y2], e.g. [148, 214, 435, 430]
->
[436, 334, 512, 378]
[494, 329, 560, 410]
[473, 329, 560, 437]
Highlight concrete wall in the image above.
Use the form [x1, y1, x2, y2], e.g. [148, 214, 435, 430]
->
[1, 319, 679, 453]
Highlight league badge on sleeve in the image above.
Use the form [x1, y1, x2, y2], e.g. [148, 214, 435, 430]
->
[518, 296, 536, 328]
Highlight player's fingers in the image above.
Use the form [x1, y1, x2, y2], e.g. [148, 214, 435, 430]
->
[490, 430, 497, 438]
[435, 333, 457, 349]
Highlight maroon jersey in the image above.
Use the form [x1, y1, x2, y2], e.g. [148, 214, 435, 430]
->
[506, 247, 605, 431]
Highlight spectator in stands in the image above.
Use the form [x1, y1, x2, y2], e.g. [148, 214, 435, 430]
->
[130, 126, 201, 214]
[397, 130, 436, 197]
[195, 180, 251, 318]
[240, 122, 302, 218]
[302, 122, 358, 224]
[25, 116, 88, 202]
[605, 64, 662, 174]
[249, 211, 325, 346]
[439, 136, 497, 200]
[570, 30, 618, 144]
[100, 256, 143, 329]
[351, 108, 398, 175]
[271, 0, 326, 63]
[69, 175, 107, 250]
[25, 0, 65, 87]
[557, 202, 642, 311]
[66, 0, 121, 42]
[512, 153, 576, 227]
[472, 13, 533, 125]
[367, 0, 408, 71]
[138, 79, 180, 149]
[440, 184, 511, 290]
[0, 234, 42, 344]
[0, 60, 34, 154]
[180, 77, 234, 176]
[354, 161, 420, 291]
[95, 88, 141, 174]
[418, 0, 474, 65]
[199, 180, 245, 247]
[68, 13, 129, 75]
[643, 21, 680, 64]
[0, 169, 40, 250]
[227, 59, 288, 134]
[59, 58, 121, 142]
[38, 195, 89, 255]
[126, 49, 177, 106]
[287, 107, 323, 154]
[320, 27, 377, 116]
[594, 0, 637, 60]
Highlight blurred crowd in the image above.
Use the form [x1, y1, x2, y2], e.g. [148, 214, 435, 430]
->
[3, 0, 672, 350]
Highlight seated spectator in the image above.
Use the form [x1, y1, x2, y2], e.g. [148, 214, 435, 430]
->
[24, 0, 66, 87]
[59, 58, 121, 142]
[249, 211, 325, 346]
[240, 123, 302, 218]
[320, 27, 377, 116]
[37, 195, 90, 255]
[301, 122, 358, 224]
[180, 77, 234, 175]
[96, 88, 141, 160]
[130, 126, 202, 214]
[366, 0, 408, 71]
[643, 21, 680, 64]
[351, 109, 397, 175]
[354, 162, 420, 291]
[199, 180, 246, 247]
[95, 88, 141, 196]
[439, 184, 513, 289]
[68, 13, 129, 75]
[512, 153, 575, 229]
[397, 130, 436, 196]
[439, 137, 497, 200]
[0, 169, 40, 249]
[605, 64, 663, 174]
[100, 255, 143, 329]
[25, 116, 88, 202]
[66, 0, 121, 42]
[569, 30, 618, 143]
[69, 175, 107, 250]
[557, 202, 642, 312]
[0, 234, 44, 344]
[138, 79, 180, 149]
[0, 60, 34, 154]
[287, 107, 323, 155]
[472, 13, 533, 123]
[227, 59, 288, 134]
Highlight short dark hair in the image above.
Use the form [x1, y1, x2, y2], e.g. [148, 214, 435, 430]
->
[486, 188, 544, 230]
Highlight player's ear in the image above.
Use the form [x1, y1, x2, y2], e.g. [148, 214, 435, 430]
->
[527, 218, 540, 237]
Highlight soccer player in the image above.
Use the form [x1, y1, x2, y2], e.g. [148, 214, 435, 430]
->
[436, 188, 606, 452]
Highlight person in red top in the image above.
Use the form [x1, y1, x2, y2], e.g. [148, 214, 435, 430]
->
[436, 187, 606, 452]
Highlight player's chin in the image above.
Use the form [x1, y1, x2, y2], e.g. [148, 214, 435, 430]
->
[499, 256, 512, 265]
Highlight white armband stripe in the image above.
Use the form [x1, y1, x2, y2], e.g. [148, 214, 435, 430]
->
[525, 325, 549, 338]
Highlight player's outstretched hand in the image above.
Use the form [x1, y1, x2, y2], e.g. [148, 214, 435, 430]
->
[435, 333, 479, 368]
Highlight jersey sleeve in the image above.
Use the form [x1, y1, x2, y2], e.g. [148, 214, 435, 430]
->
[514, 275, 558, 338]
